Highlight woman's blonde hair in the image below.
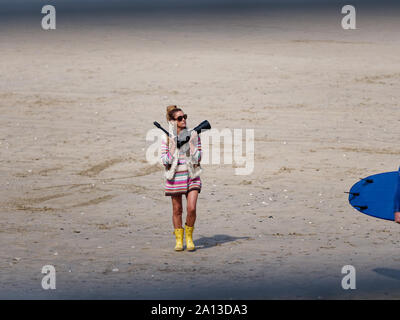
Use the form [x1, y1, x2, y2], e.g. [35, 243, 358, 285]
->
[166, 105, 182, 121]
[165, 105, 183, 145]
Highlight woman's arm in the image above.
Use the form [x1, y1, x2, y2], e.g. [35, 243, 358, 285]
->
[190, 133, 202, 164]
[160, 135, 176, 167]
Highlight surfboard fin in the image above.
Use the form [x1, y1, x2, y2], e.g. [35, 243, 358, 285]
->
[353, 205, 368, 210]
[344, 192, 359, 196]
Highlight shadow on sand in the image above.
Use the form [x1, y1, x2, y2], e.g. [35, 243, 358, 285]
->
[194, 234, 250, 250]
[373, 268, 400, 281]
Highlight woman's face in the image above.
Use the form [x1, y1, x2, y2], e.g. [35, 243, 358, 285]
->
[173, 110, 187, 129]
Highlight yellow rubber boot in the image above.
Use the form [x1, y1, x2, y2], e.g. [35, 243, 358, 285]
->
[172, 228, 184, 251]
[185, 224, 195, 251]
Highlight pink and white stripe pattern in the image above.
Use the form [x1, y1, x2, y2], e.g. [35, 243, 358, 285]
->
[161, 134, 202, 196]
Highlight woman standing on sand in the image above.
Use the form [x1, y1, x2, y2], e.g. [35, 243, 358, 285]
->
[160, 105, 202, 251]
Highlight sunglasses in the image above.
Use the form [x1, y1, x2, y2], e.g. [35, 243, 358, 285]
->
[175, 114, 187, 122]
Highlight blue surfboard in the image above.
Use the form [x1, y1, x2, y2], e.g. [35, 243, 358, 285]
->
[348, 167, 400, 221]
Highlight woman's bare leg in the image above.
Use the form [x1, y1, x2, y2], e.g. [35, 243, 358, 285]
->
[172, 195, 183, 229]
[185, 190, 199, 227]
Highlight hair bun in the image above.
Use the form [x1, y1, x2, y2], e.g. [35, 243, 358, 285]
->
[166, 105, 182, 121]
[166, 105, 178, 112]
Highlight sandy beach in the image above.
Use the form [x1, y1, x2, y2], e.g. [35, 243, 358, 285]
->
[1, 3, 400, 299]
